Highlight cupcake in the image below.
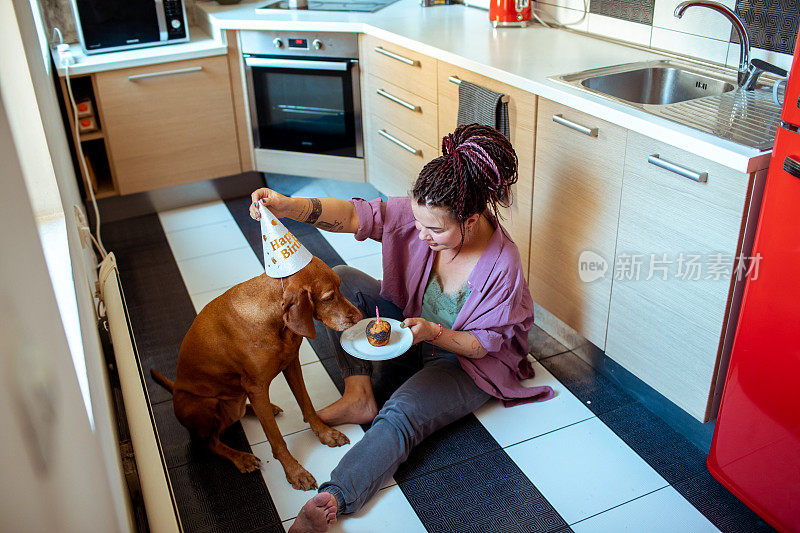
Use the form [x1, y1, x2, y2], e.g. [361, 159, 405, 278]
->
[366, 319, 391, 347]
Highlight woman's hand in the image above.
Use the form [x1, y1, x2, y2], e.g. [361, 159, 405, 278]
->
[249, 187, 294, 221]
[400, 317, 440, 345]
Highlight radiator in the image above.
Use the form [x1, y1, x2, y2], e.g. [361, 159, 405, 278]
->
[98, 253, 181, 533]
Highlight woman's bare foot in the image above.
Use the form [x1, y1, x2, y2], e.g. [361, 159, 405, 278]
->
[289, 492, 338, 533]
[318, 395, 378, 425]
[317, 376, 378, 426]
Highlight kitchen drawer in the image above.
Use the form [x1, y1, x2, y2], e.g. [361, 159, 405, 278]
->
[360, 35, 437, 103]
[437, 62, 536, 140]
[437, 61, 535, 278]
[367, 115, 438, 197]
[95, 56, 240, 195]
[531, 98, 627, 349]
[622, 132, 752, 228]
[365, 74, 438, 148]
[605, 131, 753, 421]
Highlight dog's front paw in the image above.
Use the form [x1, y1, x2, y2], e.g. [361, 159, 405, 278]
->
[286, 465, 318, 491]
[234, 453, 262, 473]
[316, 426, 350, 448]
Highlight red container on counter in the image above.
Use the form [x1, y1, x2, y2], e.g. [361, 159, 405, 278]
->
[489, 0, 531, 27]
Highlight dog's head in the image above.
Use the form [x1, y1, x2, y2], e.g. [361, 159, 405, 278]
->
[281, 257, 362, 339]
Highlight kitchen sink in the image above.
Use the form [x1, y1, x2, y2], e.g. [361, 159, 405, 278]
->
[579, 66, 735, 105]
[552, 60, 781, 150]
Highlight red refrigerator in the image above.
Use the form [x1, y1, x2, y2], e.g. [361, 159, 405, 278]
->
[707, 39, 800, 532]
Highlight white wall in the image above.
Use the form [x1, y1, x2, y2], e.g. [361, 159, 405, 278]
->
[0, 1, 63, 220]
[3, 0, 133, 530]
[0, 83, 122, 533]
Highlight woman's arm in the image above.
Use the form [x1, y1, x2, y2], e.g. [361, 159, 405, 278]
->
[433, 328, 488, 359]
[401, 318, 488, 359]
[249, 188, 359, 234]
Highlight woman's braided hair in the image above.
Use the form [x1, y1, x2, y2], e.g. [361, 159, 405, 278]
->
[412, 123, 518, 251]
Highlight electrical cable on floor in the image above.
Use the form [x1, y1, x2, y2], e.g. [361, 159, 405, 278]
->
[56, 26, 109, 260]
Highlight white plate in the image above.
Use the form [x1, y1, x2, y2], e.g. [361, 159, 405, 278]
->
[340, 318, 413, 361]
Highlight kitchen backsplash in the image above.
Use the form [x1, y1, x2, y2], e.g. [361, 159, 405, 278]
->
[39, 0, 78, 44]
[589, 0, 655, 26]
[735, 0, 798, 55]
[539, 0, 797, 71]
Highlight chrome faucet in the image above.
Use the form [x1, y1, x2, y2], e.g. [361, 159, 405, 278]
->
[674, 0, 751, 87]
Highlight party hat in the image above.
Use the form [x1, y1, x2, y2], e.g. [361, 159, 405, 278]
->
[259, 204, 313, 278]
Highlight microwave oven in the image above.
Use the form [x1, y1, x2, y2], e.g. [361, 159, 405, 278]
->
[71, 0, 189, 55]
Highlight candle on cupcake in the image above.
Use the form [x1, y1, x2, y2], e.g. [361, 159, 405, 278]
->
[366, 306, 391, 347]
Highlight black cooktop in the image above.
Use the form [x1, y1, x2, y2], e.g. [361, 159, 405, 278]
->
[259, 0, 399, 12]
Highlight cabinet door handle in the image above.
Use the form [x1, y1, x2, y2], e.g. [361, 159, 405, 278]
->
[783, 155, 800, 179]
[376, 89, 420, 111]
[378, 129, 421, 155]
[552, 114, 598, 137]
[244, 57, 349, 71]
[648, 154, 708, 183]
[374, 46, 418, 66]
[449, 76, 509, 102]
[128, 66, 203, 81]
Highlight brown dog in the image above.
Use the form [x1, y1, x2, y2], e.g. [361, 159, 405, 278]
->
[150, 256, 362, 490]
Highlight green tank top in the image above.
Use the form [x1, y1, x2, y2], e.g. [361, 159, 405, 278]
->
[420, 273, 471, 329]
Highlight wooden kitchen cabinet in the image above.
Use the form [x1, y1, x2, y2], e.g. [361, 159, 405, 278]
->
[365, 74, 439, 148]
[94, 55, 241, 195]
[360, 35, 438, 103]
[530, 98, 627, 348]
[360, 35, 438, 197]
[437, 62, 536, 279]
[368, 115, 440, 195]
[605, 132, 753, 421]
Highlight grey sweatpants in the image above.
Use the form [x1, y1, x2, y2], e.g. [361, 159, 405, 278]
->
[319, 265, 491, 515]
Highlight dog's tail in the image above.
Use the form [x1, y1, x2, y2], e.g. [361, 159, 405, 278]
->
[149, 369, 174, 393]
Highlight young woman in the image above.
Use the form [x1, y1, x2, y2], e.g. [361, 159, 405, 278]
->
[248, 124, 554, 532]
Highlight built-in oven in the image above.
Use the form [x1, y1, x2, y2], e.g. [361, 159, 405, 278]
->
[241, 31, 364, 181]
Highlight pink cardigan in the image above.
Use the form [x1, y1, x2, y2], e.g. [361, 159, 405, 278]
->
[350, 196, 554, 406]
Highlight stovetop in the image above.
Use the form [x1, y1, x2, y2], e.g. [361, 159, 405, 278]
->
[258, 0, 399, 12]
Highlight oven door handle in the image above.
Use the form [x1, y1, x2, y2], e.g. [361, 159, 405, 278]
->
[244, 57, 350, 71]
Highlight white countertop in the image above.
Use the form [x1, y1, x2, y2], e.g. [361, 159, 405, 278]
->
[53, 27, 227, 77]
[56, 0, 774, 172]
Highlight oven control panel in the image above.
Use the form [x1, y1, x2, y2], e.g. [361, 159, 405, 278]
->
[240, 31, 357, 59]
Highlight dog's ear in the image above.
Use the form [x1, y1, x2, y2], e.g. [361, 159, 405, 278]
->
[282, 287, 316, 339]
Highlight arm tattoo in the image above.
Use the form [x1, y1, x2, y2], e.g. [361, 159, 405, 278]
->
[298, 202, 312, 221]
[317, 219, 343, 232]
[470, 339, 482, 355]
[304, 198, 323, 225]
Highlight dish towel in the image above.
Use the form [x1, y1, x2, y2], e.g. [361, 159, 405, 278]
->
[456, 80, 510, 139]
